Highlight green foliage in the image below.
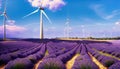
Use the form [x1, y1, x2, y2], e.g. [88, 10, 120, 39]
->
[29, 58, 36, 63]
[43, 62, 61, 69]
[11, 64, 25, 69]
[79, 64, 92, 69]
[105, 60, 115, 67]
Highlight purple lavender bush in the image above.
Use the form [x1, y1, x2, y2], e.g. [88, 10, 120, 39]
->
[109, 62, 120, 69]
[57, 46, 77, 63]
[72, 59, 99, 69]
[27, 55, 38, 63]
[5, 58, 34, 69]
[72, 54, 99, 69]
[0, 54, 12, 65]
[38, 58, 66, 69]
[100, 56, 119, 67]
[80, 45, 87, 55]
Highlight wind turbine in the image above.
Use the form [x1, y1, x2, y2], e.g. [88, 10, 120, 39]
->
[100, 30, 106, 38]
[0, 0, 9, 41]
[23, 4, 52, 39]
[64, 18, 70, 39]
[81, 25, 85, 38]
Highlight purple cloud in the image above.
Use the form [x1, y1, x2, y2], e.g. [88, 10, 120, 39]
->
[0, 20, 27, 38]
[28, 0, 66, 10]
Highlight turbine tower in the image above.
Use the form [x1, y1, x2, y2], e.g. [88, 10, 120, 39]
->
[81, 25, 85, 38]
[64, 18, 70, 39]
[23, 6, 52, 39]
[0, 0, 8, 41]
[40, 8, 44, 39]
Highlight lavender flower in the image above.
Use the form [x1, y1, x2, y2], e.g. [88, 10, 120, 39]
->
[38, 58, 65, 69]
[5, 58, 34, 69]
[109, 62, 120, 69]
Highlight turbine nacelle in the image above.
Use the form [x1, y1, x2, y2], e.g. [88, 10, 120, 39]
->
[3, 12, 6, 15]
[40, 7, 44, 10]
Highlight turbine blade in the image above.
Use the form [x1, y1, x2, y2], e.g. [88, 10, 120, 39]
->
[0, 14, 4, 16]
[4, 14, 9, 20]
[23, 8, 39, 18]
[4, 0, 7, 12]
[41, 10, 52, 24]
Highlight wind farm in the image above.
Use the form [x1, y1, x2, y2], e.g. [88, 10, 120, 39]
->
[0, 0, 120, 69]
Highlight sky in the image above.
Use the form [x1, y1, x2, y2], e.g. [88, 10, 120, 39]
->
[0, 0, 120, 38]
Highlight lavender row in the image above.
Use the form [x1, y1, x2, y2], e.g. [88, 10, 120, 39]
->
[88, 43, 120, 58]
[4, 44, 46, 69]
[72, 54, 99, 69]
[38, 58, 65, 69]
[0, 41, 40, 55]
[109, 61, 120, 69]
[89, 48, 120, 68]
[0, 43, 43, 65]
[57, 46, 78, 63]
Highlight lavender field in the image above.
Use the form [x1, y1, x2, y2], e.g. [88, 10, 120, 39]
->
[0, 39, 120, 69]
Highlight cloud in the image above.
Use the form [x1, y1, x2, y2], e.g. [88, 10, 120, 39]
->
[0, 25, 26, 33]
[91, 4, 106, 19]
[1, 20, 26, 33]
[91, 4, 120, 20]
[105, 10, 120, 20]
[0, 20, 27, 38]
[115, 21, 120, 25]
[28, 0, 66, 10]
[48, 0, 66, 10]
[7, 25, 26, 32]
[6, 20, 16, 25]
[44, 26, 56, 32]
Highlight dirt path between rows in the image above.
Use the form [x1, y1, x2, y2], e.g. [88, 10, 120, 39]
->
[66, 54, 80, 69]
[88, 52, 107, 69]
[0, 65, 5, 69]
[34, 49, 48, 69]
[94, 49, 120, 60]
